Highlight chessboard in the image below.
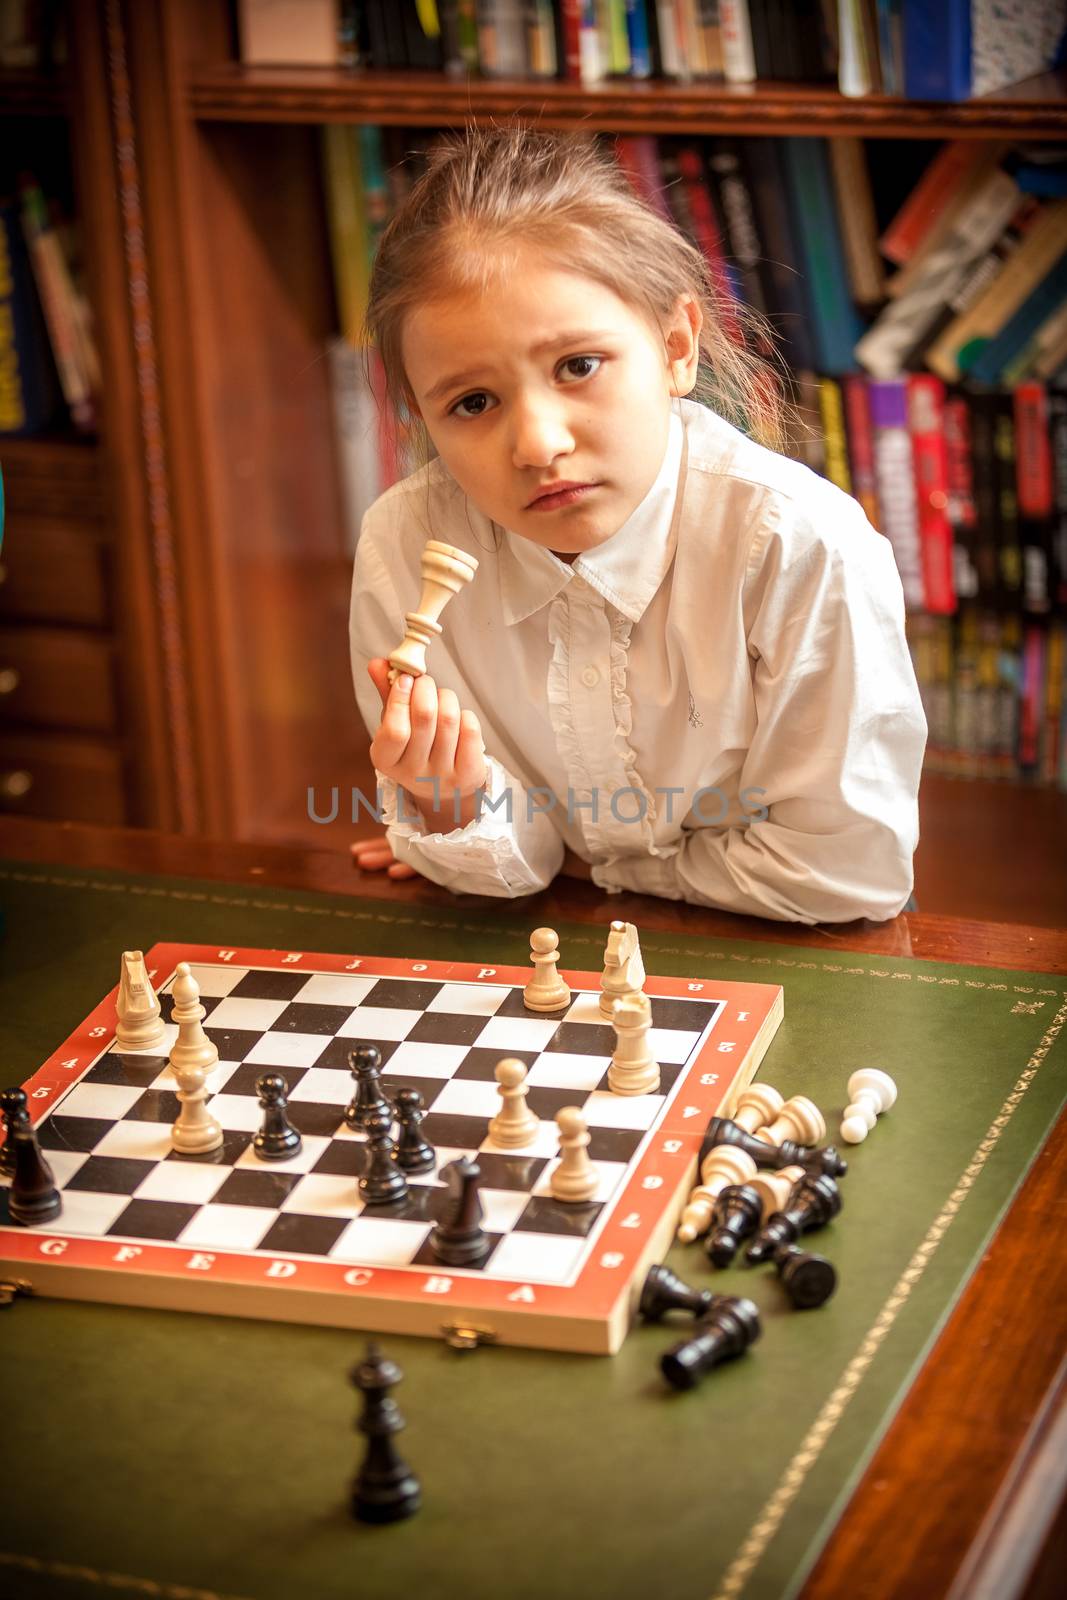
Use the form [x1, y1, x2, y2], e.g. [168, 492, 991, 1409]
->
[0, 941, 784, 1353]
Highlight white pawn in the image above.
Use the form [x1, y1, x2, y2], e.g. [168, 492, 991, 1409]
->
[167, 962, 220, 1079]
[750, 1164, 806, 1220]
[523, 928, 571, 1013]
[171, 1055, 223, 1154]
[488, 1058, 539, 1148]
[550, 1107, 599, 1203]
[115, 949, 165, 1052]
[730, 1083, 784, 1135]
[599, 920, 645, 1020]
[841, 1068, 898, 1144]
[608, 992, 660, 1096]
[756, 1094, 825, 1149]
[676, 1146, 757, 1244]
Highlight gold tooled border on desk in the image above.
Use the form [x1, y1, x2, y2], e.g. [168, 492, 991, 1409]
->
[710, 991, 1067, 1600]
[0, 870, 1062, 1000]
[0, 1551, 250, 1600]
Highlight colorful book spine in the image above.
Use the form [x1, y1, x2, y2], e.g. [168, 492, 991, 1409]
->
[842, 374, 879, 526]
[624, 0, 652, 76]
[868, 378, 925, 610]
[1049, 391, 1067, 614]
[945, 394, 980, 604]
[967, 251, 1067, 386]
[993, 395, 1023, 612]
[1018, 620, 1047, 775]
[1014, 381, 1055, 616]
[718, 0, 756, 81]
[559, 0, 583, 77]
[818, 377, 852, 495]
[0, 199, 63, 436]
[18, 181, 95, 431]
[907, 375, 956, 615]
[901, 0, 971, 101]
[674, 144, 743, 342]
[1042, 620, 1065, 785]
[879, 142, 991, 266]
[779, 137, 864, 374]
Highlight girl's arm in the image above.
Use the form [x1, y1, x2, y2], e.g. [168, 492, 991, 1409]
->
[594, 505, 927, 925]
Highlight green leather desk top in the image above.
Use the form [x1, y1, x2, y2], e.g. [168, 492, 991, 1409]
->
[1, 861, 1064, 1600]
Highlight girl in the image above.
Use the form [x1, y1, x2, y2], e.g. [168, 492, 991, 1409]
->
[349, 124, 926, 925]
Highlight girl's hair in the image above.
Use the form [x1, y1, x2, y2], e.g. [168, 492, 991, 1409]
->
[363, 121, 791, 462]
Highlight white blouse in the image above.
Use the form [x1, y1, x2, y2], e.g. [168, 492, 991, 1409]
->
[349, 398, 927, 924]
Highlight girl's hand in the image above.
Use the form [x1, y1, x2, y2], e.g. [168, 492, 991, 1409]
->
[350, 836, 418, 880]
[367, 659, 488, 827]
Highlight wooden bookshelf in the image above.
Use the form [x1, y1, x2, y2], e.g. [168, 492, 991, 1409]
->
[5, 0, 1066, 923]
[185, 65, 1067, 141]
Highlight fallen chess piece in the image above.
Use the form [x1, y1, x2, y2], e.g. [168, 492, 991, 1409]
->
[745, 1172, 842, 1264]
[676, 1145, 758, 1244]
[772, 1243, 838, 1309]
[840, 1068, 898, 1145]
[704, 1182, 763, 1268]
[660, 1296, 761, 1391]
[756, 1094, 825, 1150]
[638, 1264, 718, 1323]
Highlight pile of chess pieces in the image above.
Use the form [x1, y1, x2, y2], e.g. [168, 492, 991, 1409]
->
[639, 1070, 899, 1390]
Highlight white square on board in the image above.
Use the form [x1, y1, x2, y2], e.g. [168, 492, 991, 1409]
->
[234, 1134, 331, 1175]
[245, 1031, 331, 1071]
[426, 983, 508, 1017]
[292, 973, 379, 1008]
[385, 1042, 470, 1079]
[179, 1203, 277, 1250]
[178, 964, 249, 998]
[526, 1053, 608, 1093]
[287, 1067, 353, 1107]
[477, 1016, 562, 1053]
[205, 997, 290, 1033]
[53, 1082, 146, 1122]
[329, 1215, 433, 1265]
[582, 1090, 664, 1130]
[648, 1027, 702, 1064]
[337, 1006, 422, 1042]
[280, 1171, 364, 1219]
[206, 1094, 267, 1133]
[93, 1120, 175, 1162]
[33, 1189, 131, 1238]
[483, 1231, 586, 1284]
[134, 1160, 232, 1205]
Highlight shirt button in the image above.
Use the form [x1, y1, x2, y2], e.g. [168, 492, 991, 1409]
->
[581, 665, 601, 688]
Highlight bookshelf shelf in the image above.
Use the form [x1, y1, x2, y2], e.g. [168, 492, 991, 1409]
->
[0, 71, 69, 117]
[186, 65, 1067, 141]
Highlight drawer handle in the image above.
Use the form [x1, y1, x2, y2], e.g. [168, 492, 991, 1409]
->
[0, 769, 32, 799]
[0, 668, 19, 695]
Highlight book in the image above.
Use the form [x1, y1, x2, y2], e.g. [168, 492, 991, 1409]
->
[477, 0, 527, 75]
[321, 124, 371, 345]
[878, 142, 1002, 267]
[779, 138, 866, 374]
[0, 199, 63, 436]
[742, 139, 819, 372]
[718, 0, 756, 80]
[842, 374, 879, 525]
[907, 375, 956, 615]
[1014, 381, 1055, 616]
[856, 166, 1022, 379]
[612, 134, 673, 221]
[992, 393, 1023, 612]
[704, 138, 774, 322]
[971, 0, 1067, 98]
[237, 0, 340, 64]
[966, 248, 1067, 385]
[945, 393, 980, 604]
[18, 181, 95, 432]
[327, 337, 382, 558]
[818, 376, 852, 494]
[869, 378, 925, 609]
[902, 0, 971, 101]
[1043, 620, 1065, 784]
[827, 137, 884, 306]
[1048, 389, 1067, 612]
[927, 198, 1067, 381]
[525, 0, 558, 74]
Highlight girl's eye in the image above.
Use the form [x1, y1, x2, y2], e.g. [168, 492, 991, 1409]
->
[448, 355, 601, 418]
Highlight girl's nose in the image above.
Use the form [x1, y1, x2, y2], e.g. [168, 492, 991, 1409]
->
[511, 398, 574, 469]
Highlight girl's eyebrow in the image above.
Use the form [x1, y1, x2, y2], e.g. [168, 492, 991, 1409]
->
[426, 329, 616, 403]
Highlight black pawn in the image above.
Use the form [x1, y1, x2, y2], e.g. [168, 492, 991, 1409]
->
[698, 1116, 814, 1173]
[660, 1296, 761, 1391]
[345, 1046, 393, 1131]
[745, 1171, 842, 1264]
[359, 1113, 409, 1206]
[773, 1243, 838, 1309]
[7, 1102, 61, 1226]
[393, 1088, 435, 1174]
[253, 1073, 302, 1161]
[429, 1156, 490, 1268]
[704, 1183, 763, 1268]
[350, 1343, 421, 1524]
[1, 1085, 27, 1178]
[638, 1263, 717, 1322]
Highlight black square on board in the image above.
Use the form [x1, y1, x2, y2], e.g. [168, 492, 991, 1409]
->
[311, 1139, 368, 1178]
[287, 1101, 347, 1140]
[220, 1062, 309, 1098]
[421, 1112, 489, 1153]
[229, 970, 309, 1001]
[493, 987, 559, 1018]
[161, 992, 219, 1024]
[454, 1046, 539, 1080]
[377, 1074, 445, 1113]
[525, 1086, 592, 1122]
[512, 1194, 603, 1237]
[36, 1115, 112, 1153]
[84, 1054, 167, 1088]
[257, 1212, 349, 1257]
[202, 1027, 263, 1063]
[405, 1011, 490, 1048]
[65, 1155, 156, 1195]
[648, 996, 724, 1031]
[315, 1036, 399, 1073]
[586, 1126, 644, 1163]
[360, 978, 442, 1011]
[470, 1150, 547, 1191]
[166, 1129, 251, 1166]
[127, 1088, 182, 1124]
[213, 1168, 303, 1208]
[107, 1198, 201, 1241]
[542, 1021, 617, 1056]
[270, 1002, 355, 1036]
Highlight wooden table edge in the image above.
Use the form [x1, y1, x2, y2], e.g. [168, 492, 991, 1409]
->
[1, 817, 1065, 1600]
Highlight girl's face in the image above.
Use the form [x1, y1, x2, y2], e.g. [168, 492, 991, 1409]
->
[402, 250, 700, 560]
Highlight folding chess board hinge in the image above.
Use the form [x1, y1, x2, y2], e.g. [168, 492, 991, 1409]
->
[0, 1277, 33, 1309]
[441, 1322, 499, 1352]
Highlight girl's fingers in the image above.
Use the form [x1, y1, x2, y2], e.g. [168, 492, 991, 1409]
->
[429, 687, 462, 775]
[454, 709, 487, 794]
[386, 861, 418, 879]
[403, 672, 439, 795]
[370, 672, 415, 769]
[367, 658, 393, 710]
